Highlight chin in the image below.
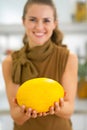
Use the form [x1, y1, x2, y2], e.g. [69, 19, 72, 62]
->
[35, 41, 45, 46]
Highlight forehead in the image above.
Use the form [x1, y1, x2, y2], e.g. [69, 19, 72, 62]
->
[26, 4, 54, 18]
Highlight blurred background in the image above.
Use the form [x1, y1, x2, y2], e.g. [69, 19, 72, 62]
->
[0, 0, 87, 130]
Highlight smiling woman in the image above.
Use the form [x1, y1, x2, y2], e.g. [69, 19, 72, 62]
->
[2, 0, 78, 130]
[22, 3, 57, 48]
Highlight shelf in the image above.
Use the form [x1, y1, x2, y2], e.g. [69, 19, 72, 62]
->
[59, 22, 87, 34]
[0, 23, 87, 35]
[0, 24, 24, 35]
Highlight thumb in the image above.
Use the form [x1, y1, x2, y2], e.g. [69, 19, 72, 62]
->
[64, 91, 68, 101]
[12, 98, 18, 107]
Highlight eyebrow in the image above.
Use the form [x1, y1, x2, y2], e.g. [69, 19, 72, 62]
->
[28, 16, 53, 20]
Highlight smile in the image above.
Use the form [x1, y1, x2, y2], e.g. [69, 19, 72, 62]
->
[34, 32, 45, 37]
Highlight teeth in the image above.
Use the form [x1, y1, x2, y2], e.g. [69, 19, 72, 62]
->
[35, 33, 44, 36]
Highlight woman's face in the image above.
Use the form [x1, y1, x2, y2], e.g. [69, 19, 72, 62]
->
[23, 4, 57, 48]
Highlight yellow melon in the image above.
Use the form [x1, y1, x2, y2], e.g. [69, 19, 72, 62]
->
[16, 78, 64, 113]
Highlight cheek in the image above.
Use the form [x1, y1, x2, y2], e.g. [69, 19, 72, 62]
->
[48, 27, 54, 34]
[25, 23, 35, 30]
[26, 27, 34, 36]
[27, 26, 33, 31]
[47, 24, 55, 31]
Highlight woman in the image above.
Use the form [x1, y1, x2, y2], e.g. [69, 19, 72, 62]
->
[2, 0, 78, 130]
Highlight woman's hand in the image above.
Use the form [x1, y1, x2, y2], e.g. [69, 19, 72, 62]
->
[11, 98, 38, 125]
[40, 98, 64, 117]
[49, 98, 64, 116]
[41, 92, 67, 117]
[49, 92, 66, 116]
[11, 97, 63, 125]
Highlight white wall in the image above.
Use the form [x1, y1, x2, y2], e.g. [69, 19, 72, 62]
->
[0, 0, 76, 24]
[0, 0, 27, 24]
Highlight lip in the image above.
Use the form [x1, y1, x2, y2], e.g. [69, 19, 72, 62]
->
[33, 32, 46, 38]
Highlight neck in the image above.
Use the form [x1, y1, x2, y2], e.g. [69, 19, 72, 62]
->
[28, 40, 50, 49]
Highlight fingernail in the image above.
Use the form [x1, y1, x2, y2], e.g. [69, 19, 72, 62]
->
[55, 102, 58, 106]
[61, 98, 63, 101]
[28, 108, 32, 112]
[64, 91, 67, 96]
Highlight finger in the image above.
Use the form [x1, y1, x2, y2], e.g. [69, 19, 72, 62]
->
[23, 108, 32, 121]
[54, 102, 60, 112]
[49, 106, 55, 115]
[59, 98, 64, 107]
[37, 112, 43, 117]
[25, 108, 32, 117]
[42, 112, 49, 116]
[31, 110, 37, 118]
[64, 91, 67, 97]
[64, 92, 68, 100]
[12, 98, 18, 107]
[42, 112, 46, 116]
[20, 105, 26, 113]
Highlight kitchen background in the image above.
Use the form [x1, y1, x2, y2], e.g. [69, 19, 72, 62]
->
[0, 0, 87, 130]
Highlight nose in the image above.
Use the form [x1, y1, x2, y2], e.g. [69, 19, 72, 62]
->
[35, 21, 44, 30]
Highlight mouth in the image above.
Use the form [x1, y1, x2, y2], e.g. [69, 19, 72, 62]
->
[34, 32, 46, 38]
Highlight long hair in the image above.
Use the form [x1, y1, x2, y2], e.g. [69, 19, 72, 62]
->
[22, 0, 63, 46]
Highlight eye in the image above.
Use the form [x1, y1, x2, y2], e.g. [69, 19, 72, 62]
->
[29, 18, 36, 22]
[44, 19, 51, 23]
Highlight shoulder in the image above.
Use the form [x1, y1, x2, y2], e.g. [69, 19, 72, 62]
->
[2, 55, 13, 84]
[2, 54, 12, 72]
[61, 52, 78, 86]
[2, 54, 12, 65]
[65, 52, 78, 73]
[67, 52, 78, 67]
